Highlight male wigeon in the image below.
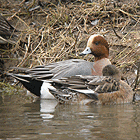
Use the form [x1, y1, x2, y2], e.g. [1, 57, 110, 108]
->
[0, 14, 18, 44]
[8, 34, 111, 99]
[48, 65, 134, 105]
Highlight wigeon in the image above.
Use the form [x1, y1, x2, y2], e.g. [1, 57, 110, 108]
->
[0, 14, 18, 44]
[8, 34, 111, 99]
[48, 65, 134, 105]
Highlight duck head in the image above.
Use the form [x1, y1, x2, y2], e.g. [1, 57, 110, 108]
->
[80, 34, 109, 61]
[102, 65, 121, 81]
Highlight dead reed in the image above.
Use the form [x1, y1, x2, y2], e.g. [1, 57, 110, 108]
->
[0, 0, 140, 89]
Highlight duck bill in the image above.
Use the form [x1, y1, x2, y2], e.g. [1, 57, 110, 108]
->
[79, 47, 92, 56]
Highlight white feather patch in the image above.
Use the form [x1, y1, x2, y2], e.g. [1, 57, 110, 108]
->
[40, 82, 56, 99]
[73, 89, 95, 94]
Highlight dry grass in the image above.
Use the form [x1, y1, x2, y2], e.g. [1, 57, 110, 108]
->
[0, 0, 140, 89]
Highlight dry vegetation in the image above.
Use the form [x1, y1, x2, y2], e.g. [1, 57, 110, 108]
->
[0, 0, 140, 90]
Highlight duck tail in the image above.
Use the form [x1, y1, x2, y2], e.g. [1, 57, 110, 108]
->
[7, 73, 43, 97]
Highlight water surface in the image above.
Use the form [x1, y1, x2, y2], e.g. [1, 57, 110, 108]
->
[0, 94, 140, 140]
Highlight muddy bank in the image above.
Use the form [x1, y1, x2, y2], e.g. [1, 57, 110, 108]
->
[0, 0, 140, 94]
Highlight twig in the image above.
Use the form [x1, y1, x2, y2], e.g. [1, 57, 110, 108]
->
[17, 34, 44, 67]
[133, 60, 140, 90]
[108, 15, 122, 39]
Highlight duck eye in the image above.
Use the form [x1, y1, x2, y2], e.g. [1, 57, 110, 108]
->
[95, 42, 99, 45]
[86, 48, 89, 51]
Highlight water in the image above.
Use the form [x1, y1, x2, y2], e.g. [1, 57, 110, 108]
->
[0, 94, 140, 140]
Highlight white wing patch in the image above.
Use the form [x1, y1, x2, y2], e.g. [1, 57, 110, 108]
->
[72, 89, 95, 94]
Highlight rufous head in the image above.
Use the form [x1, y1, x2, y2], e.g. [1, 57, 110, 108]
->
[80, 34, 109, 61]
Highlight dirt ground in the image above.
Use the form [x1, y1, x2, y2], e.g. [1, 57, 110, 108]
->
[0, 0, 140, 93]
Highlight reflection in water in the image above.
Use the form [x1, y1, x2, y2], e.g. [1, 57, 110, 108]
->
[0, 95, 140, 140]
[40, 99, 57, 120]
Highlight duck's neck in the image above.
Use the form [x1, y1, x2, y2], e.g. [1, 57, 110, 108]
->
[92, 58, 111, 76]
[94, 53, 109, 61]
